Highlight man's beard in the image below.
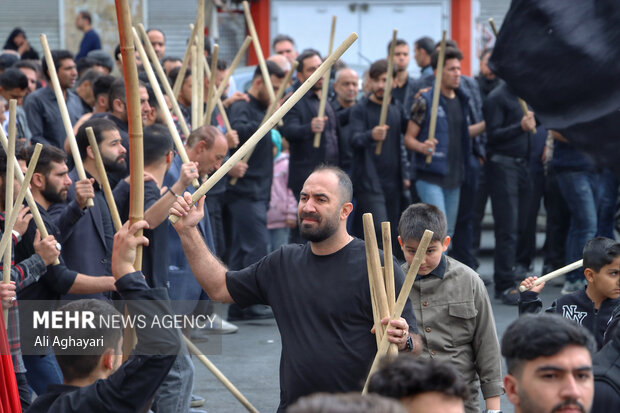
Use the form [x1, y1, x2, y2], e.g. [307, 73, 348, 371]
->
[102, 154, 127, 174]
[41, 184, 67, 204]
[518, 388, 588, 413]
[298, 211, 338, 243]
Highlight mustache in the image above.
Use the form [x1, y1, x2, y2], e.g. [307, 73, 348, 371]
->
[551, 400, 586, 413]
[299, 212, 320, 221]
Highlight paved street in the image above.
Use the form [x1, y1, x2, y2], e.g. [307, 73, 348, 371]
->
[192, 227, 558, 413]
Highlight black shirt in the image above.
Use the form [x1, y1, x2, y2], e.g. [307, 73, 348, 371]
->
[226, 239, 418, 411]
[227, 95, 273, 202]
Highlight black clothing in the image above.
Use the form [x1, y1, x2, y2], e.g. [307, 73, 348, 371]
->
[483, 82, 531, 159]
[475, 75, 500, 100]
[226, 239, 418, 411]
[25, 272, 180, 413]
[442, 95, 465, 188]
[280, 91, 340, 196]
[519, 288, 620, 350]
[227, 95, 272, 202]
[329, 97, 354, 172]
[592, 320, 620, 413]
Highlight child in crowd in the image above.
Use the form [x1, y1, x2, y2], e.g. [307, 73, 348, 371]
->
[519, 236, 620, 349]
[266, 130, 296, 252]
[398, 203, 503, 413]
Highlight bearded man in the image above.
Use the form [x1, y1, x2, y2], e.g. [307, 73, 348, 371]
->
[170, 165, 422, 412]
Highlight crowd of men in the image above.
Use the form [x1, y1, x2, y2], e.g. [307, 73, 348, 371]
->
[0, 8, 619, 413]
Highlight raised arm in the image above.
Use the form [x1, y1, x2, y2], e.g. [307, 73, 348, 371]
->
[170, 193, 233, 302]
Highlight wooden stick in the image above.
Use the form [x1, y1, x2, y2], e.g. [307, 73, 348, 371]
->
[362, 229, 434, 393]
[375, 29, 397, 156]
[519, 259, 584, 292]
[425, 30, 446, 164]
[363, 216, 384, 347]
[115, 0, 144, 270]
[229, 61, 299, 186]
[132, 28, 199, 188]
[0, 129, 58, 265]
[381, 222, 397, 358]
[488, 18, 536, 134]
[363, 214, 395, 354]
[2, 101, 16, 324]
[85, 128, 122, 232]
[40, 34, 94, 208]
[170, 32, 359, 223]
[196, 0, 205, 125]
[202, 55, 232, 132]
[0, 144, 42, 267]
[242, 1, 276, 104]
[313, 15, 337, 148]
[136, 25, 191, 141]
[173, 16, 199, 100]
[213, 36, 252, 106]
[191, 44, 199, 130]
[204, 44, 219, 125]
[183, 336, 259, 413]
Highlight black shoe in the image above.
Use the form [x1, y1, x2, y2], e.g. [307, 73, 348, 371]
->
[497, 287, 520, 306]
[228, 304, 274, 321]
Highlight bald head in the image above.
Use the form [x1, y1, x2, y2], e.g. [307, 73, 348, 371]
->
[268, 54, 292, 73]
[334, 68, 359, 107]
[310, 166, 352, 206]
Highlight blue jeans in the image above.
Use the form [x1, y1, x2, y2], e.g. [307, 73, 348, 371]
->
[154, 345, 194, 413]
[415, 180, 461, 238]
[597, 169, 618, 238]
[269, 228, 290, 252]
[23, 352, 63, 396]
[556, 170, 599, 282]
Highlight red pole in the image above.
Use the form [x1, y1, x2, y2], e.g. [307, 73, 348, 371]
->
[248, 0, 270, 65]
[451, 0, 472, 76]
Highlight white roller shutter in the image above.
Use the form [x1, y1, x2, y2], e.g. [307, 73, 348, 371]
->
[0, 0, 62, 52]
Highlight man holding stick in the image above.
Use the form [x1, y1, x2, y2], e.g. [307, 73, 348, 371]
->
[170, 165, 420, 411]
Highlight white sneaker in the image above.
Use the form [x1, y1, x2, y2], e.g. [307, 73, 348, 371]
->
[202, 313, 239, 334]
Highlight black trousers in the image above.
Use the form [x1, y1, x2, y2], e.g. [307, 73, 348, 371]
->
[206, 193, 226, 260]
[225, 197, 269, 270]
[354, 191, 404, 261]
[487, 155, 532, 294]
[542, 167, 570, 272]
[516, 164, 546, 269]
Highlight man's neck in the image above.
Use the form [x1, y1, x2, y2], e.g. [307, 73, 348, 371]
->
[337, 96, 355, 109]
[585, 284, 605, 310]
[440, 85, 456, 99]
[368, 92, 382, 105]
[32, 192, 50, 210]
[310, 228, 353, 256]
[83, 160, 100, 184]
[64, 372, 102, 388]
[145, 164, 166, 189]
[396, 70, 408, 86]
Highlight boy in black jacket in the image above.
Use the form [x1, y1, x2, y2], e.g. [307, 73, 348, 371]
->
[519, 237, 620, 349]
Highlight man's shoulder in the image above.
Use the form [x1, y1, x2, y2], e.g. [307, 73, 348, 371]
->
[25, 87, 49, 104]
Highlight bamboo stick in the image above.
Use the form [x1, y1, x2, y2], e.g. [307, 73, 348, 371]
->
[132, 27, 199, 188]
[85, 128, 122, 232]
[2, 101, 16, 324]
[425, 30, 446, 164]
[197, 0, 205, 125]
[137, 24, 191, 140]
[242, 1, 276, 104]
[191, 45, 199, 130]
[381, 222, 397, 357]
[0, 144, 42, 268]
[229, 60, 299, 186]
[204, 44, 219, 125]
[364, 220, 383, 348]
[0, 129, 58, 265]
[40, 34, 94, 208]
[115, 0, 144, 270]
[362, 229, 434, 393]
[519, 259, 584, 292]
[313, 15, 337, 148]
[375, 29, 397, 155]
[202, 55, 232, 132]
[183, 336, 259, 413]
[488, 18, 536, 134]
[173, 16, 199, 100]
[213, 36, 252, 106]
[170, 33, 359, 223]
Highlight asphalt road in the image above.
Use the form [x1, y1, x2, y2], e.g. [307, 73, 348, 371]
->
[191, 230, 559, 413]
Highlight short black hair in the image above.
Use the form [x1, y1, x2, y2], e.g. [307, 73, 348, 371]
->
[502, 314, 596, 376]
[108, 78, 126, 110]
[0, 53, 20, 72]
[368, 59, 397, 80]
[272, 34, 296, 50]
[398, 203, 446, 242]
[87, 50, 115, 73]
[92, 74, 115, 99]
[143, 124, 173, 166]
[296, 49, 321, 73]
[187, 125, 222, 150]
[76, 67, 102, 88]
[162, 56, 181, 65]
[75, 117, 119, 160]
[414, 37, 434, 55]
[50, 299, 122, 382]
[168, 66, 190, 86]
[387, 38, 408, 54]
[76, 57, 98, 78]
[207, 56, 228, 72]
[41, 49, 74, 81]
[431, 46, 463, 70]
[12, 60, 39, 73]
[78, 10, 92, 24]
[311, 165, 352, 205]
[288, 393, 406, 413]
[583, 237, 620, 272]
[368, 354, 468, 401]
[0, 67, 28, 90]
[253, 60, 285, 81]
[28, 144, 67, 176]
[435, 39, 458, 50]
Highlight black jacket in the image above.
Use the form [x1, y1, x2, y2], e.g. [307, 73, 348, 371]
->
[25, 272, 180, 413]
[592, 327, 620, 413]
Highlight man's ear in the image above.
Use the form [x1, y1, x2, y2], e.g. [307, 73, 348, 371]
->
[101, 348, 116, 371]
[397, 235, 403, 248]
[30, 172, 45, 189]
[504, 374, 520, 407]
[112, 98, 124, 114]
[86, 145, 95, 160]
[340, 202, 353, 220]
[442, 236, 451, 252]
[584, 268, 595, 283]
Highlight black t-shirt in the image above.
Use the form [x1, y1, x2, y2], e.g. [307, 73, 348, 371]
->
[226, 238, 418, 411]
[142, 181, 169, 289]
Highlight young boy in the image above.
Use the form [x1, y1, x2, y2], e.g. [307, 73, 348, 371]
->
[398, 203, 503, 413]
[519, 236, 620, 349]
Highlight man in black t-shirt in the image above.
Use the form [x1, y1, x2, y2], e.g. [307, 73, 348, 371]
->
[171, 166, 421, 411]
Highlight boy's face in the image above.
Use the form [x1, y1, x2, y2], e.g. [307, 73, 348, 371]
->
[399, 237, 450, 276]
[587, 256, 620, 299]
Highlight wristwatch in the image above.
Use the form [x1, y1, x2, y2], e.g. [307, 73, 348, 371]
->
[12, 230, 21, 243]
[405, 335, 414, 351]
[484, 410, 502, 413]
